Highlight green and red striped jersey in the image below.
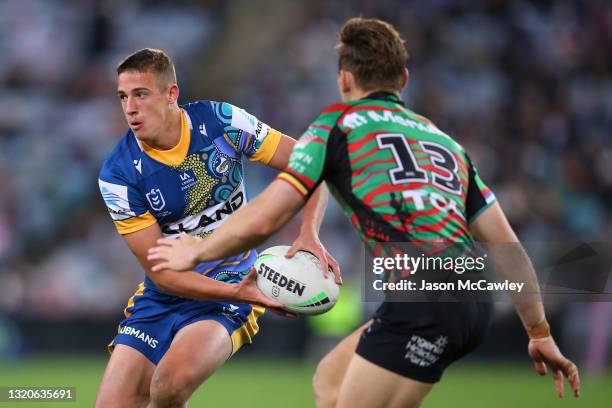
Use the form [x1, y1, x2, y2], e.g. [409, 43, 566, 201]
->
[277, 92, 495, 248]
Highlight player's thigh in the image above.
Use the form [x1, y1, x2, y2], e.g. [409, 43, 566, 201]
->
[95, 344, 155, 408]
[337, 354, 434, 408]
[151, 319, 232, 397]
[313, 320, 371, 404]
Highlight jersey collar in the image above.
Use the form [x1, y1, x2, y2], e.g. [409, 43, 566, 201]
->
[141, 109, 191, 166]
[363, 91, 404, 105]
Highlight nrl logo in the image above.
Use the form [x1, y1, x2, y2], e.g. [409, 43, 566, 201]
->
[146, 188, 166, 211]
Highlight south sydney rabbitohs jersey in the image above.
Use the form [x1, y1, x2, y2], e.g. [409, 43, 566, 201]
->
[99, 100, 281, 287]
[278, 92, 496, 251]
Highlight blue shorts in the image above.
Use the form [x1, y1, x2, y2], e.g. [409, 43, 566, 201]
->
[108, 282, 265, 365]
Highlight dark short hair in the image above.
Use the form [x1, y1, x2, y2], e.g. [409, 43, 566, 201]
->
[116, 48, 177, 88]
[336, 18, 408, 92]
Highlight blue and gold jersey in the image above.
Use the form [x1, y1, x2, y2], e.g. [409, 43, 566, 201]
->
[98, 100, 281, 290]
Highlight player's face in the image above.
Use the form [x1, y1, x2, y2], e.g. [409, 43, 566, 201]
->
[117, 70, 173, 143]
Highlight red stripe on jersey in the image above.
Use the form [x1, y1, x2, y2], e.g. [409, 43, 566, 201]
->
[309, 136, 327, 144]
[418, 163, 459, 180]
[348, 131, 387, 154]
[367, 202, 468, 234]
[404, 207, 468, 231]
[345, 106, 403, 113]
[283, 168, 315, 189]
[323, 103, 351, 113]
[407, 218, 465, 234]
[350, 147, 380, 166]
[353, 158, 396, 179]
[453, 150, 467, 170]
[352, 169, 389, 189]
[362, 183, 407, 204]
[277, 175, 308, 198]
[309, 124, 332, 132]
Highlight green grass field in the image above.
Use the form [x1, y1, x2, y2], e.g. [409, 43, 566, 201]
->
[0, 356, 609, 407]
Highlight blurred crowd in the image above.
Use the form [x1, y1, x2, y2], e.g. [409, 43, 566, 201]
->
[0, 0, 610, 326]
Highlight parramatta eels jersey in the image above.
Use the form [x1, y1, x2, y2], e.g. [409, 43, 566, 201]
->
[278, 92, 496, 250]
[99, 101, 281, 290]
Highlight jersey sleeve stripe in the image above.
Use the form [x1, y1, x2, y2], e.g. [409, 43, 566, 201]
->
[283, 167, 316, 189]
[114, 211, 157, 235]
[484, 190, 496, 204]
[249, 128, 282, 164]
[467, 197, 496, 224]
[277, 173, 308, 198]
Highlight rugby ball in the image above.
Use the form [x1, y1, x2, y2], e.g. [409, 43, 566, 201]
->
[254, 245, 339, 315]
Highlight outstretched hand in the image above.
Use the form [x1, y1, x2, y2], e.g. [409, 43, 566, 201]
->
[528, 336, 580, 398]
[148, 233, 201, 272]
[286, 231, 342, 285]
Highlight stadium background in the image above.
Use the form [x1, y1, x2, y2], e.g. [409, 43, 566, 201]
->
[0, 0, 610, 406]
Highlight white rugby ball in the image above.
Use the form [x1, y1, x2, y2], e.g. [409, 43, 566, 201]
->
[254, 245, 339, 315]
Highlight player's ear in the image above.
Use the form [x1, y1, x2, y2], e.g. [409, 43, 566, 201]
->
[339, 70, 353, 93]
[168, 84, 179, 105]
[401, 68, 409, 89]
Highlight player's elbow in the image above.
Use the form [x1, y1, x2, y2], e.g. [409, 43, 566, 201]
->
[147, 269, 179, 295]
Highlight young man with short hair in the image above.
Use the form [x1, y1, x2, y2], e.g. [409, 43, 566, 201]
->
[148, 18, 580, 408]
[95, 48, 338, 408]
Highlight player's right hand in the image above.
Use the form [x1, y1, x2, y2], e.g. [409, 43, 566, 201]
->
[235, 268, 294, 316]
[285, 231, 342, 285]
[527, 336, 580, 398]
[148, 233, 201, 272]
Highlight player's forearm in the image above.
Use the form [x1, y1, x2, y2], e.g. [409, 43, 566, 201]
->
[152, 269, 240, 301]
[470, 203, 548, 337]
[486, 243, 547, 334]
[195, 180, 305, 263]
[299, 183, 328, 234]
[196, 209, 270, 263]
[194, 195, 283, 262]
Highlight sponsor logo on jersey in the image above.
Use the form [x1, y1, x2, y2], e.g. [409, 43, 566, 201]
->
[99, 179, 135, 221]
[402, 189, 465, 220]
[146, 188, 166, 211]
[161, 184, 245, 235]
[179, 171, 197, 191]
[254, 120, 270, 142]
[230, 105, 269, 142]
[340, 108, 451, 138]
[119, 326, 159, 349]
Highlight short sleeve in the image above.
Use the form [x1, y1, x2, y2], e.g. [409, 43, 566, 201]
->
[214, 102, 281, 164]
[98, 168, 157, 235]
[465, 154, 496, 223]
[277, 119, 331, 199]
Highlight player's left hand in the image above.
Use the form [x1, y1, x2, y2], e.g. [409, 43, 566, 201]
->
[148, 233, 202, 272]
[286, 230, 342, 285]
[528, 336, 580, 398]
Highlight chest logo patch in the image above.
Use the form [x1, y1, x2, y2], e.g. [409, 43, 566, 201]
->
[146, 188, 166, 211]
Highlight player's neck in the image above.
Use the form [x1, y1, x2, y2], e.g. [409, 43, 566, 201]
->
[344, 88, 400, 102]
[148, 106, 182, 150]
